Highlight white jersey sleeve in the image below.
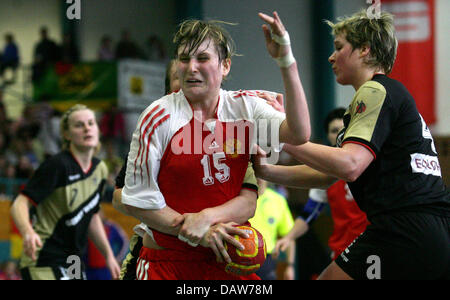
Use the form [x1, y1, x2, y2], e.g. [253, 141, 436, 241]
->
[121, 99, 171, 210]
[308, 188, 329, 203]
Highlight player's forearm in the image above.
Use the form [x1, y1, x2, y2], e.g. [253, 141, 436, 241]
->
[283, 142, 362, 182]
[288, 218, 309, 240]
[88, 214, 115, 259]
[257, 163, 336, 189]
[10, 194, 34, 238]
[280, 63, 311, 145]
[201, 189, 257, 225]
[286, 240, 296, 265]
[124, 204, 182, 237]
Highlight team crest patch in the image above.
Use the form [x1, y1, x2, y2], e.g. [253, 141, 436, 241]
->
[355, 101, 366, 114]
[224, 139, 242, 158]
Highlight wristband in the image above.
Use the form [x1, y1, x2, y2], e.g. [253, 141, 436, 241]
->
[274, 50, 296, 68]
[271, 30, 291, 46]
[271, 30, 296, 68]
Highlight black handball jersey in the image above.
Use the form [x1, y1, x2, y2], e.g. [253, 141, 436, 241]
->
[20, 150, 108, 268]
[337, 74, 449, 218]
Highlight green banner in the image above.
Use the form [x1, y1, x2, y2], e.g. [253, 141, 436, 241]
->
[33, 61, 118, 111]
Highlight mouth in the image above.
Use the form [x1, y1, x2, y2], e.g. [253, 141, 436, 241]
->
[186, 79, 202, 84]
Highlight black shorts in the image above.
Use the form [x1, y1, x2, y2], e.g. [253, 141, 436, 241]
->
[255, 254, 277, 280]
[335, 208, 450, 280]
[21, 265, 86, 280]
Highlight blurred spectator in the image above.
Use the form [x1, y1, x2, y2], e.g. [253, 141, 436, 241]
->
[60, 33, 79, 64]
[115, 30, 140, 59]
[0, 154, 6, 176]
[32, 26, 60, 82]
[0, 130, 7, 155]
[0, 100, 11, 135]
[0, 161, 17, 197]
[99, 105, 127, 157]
[0, 33, 20, 84]
[15, 155, 35, 179]
[0, 261, 21, 280]
[35, 101, 61, 159]
[146, 35, 167, 62]
[101, 138, 124, 203]
[98, 35, 115, 61]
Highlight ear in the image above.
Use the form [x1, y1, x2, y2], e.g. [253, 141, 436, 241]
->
[63, 130, 71, 143]
[222, 58, 231, 78]
[359, 45, 371, 58]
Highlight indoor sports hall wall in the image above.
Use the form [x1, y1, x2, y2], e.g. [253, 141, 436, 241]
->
[0, 0, 448, 268]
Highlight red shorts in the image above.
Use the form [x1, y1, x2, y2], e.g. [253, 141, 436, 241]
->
[136, 246, 260, 280]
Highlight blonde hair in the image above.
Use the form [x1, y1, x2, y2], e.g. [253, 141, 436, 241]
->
[325, 9, 398, 74]
[60, 104, 101, 153]
[173, 19, 238, 63]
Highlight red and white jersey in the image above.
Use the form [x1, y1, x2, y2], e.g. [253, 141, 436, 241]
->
[309, 180, 369, 256]
[122, 89, 285, 250]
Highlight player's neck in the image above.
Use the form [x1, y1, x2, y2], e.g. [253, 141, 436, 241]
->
[352, 67, 384, 91]
[190, 94, 219, 121]
[69, 144, 94, 173]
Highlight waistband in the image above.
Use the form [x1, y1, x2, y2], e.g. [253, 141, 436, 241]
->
[139, 246, 217, 262]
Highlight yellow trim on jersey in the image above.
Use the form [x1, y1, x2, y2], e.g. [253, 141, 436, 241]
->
[243, 162, 257, 187]
[344, 81, 387, 145]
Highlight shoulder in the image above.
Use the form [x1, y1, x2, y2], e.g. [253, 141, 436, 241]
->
[349, 80, 388, 115]
[40, 151, 71, 171]
[223, 89, 266, 105]
[219, 89, 280, 119]
[138, 91, 189, 125]
[355, 80, 387, 100]
[95, 159, 109, 176]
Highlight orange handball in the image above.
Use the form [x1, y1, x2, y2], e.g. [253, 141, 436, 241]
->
[224, 225, 267, 276]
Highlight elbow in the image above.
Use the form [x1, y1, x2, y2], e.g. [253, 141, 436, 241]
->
[246, 194, 258, 221]
[247, 201, 257, 221]
[288, 131, 310, 146]
[341, 165, 362, 183]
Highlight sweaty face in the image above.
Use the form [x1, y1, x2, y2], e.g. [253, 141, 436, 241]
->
[177, 38, 230, 102]
[327, 118, 344, 146]
[328, 34, 361, 86]
[65, 109, 99, 151]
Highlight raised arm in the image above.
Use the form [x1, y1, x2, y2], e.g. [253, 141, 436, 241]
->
[259, 11, 311, 145]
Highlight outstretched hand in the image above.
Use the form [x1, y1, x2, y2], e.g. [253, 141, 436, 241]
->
[258, 11, 290, 59]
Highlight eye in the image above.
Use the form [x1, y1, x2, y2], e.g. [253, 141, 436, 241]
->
[179, 56, 189, 62]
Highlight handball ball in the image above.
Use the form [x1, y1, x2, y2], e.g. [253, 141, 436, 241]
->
[224, 225, 267, 276]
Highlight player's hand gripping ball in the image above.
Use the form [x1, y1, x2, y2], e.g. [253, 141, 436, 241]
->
[224, 225, 267, 276]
